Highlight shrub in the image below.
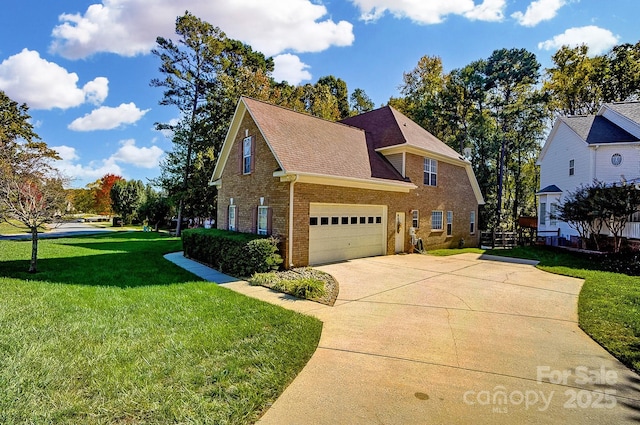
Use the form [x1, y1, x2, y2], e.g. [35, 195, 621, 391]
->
[182, 229, 282, 277]
[288, 278, 326, 299]
[249, 271, 327, 301]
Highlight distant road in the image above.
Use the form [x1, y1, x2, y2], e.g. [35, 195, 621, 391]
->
[0, 222, 119, 240]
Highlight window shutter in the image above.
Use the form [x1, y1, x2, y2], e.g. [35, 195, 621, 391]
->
[226, 205, 230, 230]
[267, 207, 273, 235]
[251, 206, 257, 233]
[250, 136, 256, 173]
[238, 139, 243, 174]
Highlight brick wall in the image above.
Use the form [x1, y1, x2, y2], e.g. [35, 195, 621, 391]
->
[290, 154, 479, 266]
[218, 114, 480, 268]
[217, 114, 291, 264]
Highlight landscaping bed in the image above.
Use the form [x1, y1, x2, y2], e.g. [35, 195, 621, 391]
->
[250, 267, 339, 306]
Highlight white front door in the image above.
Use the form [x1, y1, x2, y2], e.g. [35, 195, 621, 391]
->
[395, 212, 405, 253]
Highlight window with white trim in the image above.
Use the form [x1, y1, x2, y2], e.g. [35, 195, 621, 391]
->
[431, 211, 443, 230]
[424, 158, 437, 186]
[446, 211, 453, 236]
[540, 203, 547, 226]
[228, 204, 237, 231]
[470, 211, 476, 234]
[569, 159, 575, 176]
[257, 206, 268, 235]
[242, 136, 252, 174]
[412, 210, 419, 228]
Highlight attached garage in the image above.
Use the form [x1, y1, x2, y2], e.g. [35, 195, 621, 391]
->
[308, 203, 387, 265]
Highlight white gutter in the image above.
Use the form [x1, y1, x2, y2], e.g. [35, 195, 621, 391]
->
[288, 175, 298, 268]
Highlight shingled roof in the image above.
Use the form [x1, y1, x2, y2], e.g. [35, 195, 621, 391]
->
[340, 106, 462, 161]
[606, 101, 640, 124]
[241, 97, 407, 183]
[561, 115, 638, 144]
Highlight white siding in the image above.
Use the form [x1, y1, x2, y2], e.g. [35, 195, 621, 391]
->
[539, 123, 592, 193]
[592, 144, 640, 183]
[385, 153, 404, 177]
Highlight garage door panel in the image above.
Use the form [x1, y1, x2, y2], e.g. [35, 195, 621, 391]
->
[309, 203, 386, 265]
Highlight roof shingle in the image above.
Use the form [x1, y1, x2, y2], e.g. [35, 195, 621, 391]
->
[561, 115, 638, 144]
[242, 97, 405, 182]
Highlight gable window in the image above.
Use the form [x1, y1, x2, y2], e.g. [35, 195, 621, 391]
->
[257, 206, 269, 235]
[412, 210, 419, 228]
[569, 159, 574, 176]
[470, 211, 476, 234]
[431, 211, 443, 231]
[228, 204, 237, 231]
[446, 211, 453, 236]
[540, 203, 547, 226]
[424, 158, 437, 186]
[242, 136, 253, 174]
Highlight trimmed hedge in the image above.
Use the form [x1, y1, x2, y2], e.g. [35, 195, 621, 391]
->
[182, 228, 283, 277]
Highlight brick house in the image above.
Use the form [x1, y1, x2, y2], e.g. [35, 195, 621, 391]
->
[210, 97, 484, 267]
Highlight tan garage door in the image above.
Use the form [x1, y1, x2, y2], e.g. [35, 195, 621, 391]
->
[308, 203, 386, 265]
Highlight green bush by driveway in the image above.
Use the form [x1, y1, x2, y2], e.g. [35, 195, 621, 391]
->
[0, 232, 322, 424]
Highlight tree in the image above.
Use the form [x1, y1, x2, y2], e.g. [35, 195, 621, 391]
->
[88, 174, 123, 215]
[110, 179, 145, 225]
[350, 88, 375, 115]
[152, 12, 274, 235]
[602, 42, 640, 103]
[543, 45, 605, 116]
[0, 91, 65, 272]
[66, 188, 95, 213]
[317, 76, 350, 119]
[137, 185, 172, 230]
[556, 184, 601, 250]
[596, 182, 640, 252]
[484, 48, 543, 231]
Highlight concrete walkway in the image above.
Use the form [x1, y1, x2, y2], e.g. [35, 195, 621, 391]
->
[166, 252, 640, 424]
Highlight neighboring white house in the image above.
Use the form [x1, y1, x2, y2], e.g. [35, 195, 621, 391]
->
[536, 101, 640, 244]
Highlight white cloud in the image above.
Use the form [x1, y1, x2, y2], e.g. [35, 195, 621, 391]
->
[352, 0, 506, 24]
[52, 145, 124, 183]
[111, 139, 164, 169]
[83, 77, 109, 105]
[272, 54, 312, 85]
[538, 26, 619, 55]
[51, 140, 164, 185]
[68, 103, 150, 131]
[512, 0, 567, 27]
[50, 0, 354, 59]
[465, 0, 506, 21]
[0, 49, 109, 110]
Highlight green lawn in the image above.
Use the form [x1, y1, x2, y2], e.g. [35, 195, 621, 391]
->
[0, 220, 46, 235]
[429, 246, 640, 373]
[0, 232, 322, 424]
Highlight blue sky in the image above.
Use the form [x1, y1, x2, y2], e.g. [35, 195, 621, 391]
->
[0, 0, 637, 188]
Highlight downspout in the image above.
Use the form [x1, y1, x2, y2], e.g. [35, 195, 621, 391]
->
[288, 175, 299, 268]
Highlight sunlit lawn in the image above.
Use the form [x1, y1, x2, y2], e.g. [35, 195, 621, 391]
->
[429, 246, 640, 373]
[0, 232, 322, 424]
[0, 219, 45, 235]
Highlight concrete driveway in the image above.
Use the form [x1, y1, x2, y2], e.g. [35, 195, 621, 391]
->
[254, 253, 640, 424]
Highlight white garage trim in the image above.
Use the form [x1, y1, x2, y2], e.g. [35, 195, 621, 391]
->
[309, 203, 387, 265]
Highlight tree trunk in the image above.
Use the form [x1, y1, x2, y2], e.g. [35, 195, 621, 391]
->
[29, 226, 38, 273]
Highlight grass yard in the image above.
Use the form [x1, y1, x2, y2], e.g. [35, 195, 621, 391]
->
[0, 219, 46, 235]
[429, 246, 640, 373]
[0, 232, 322, 424]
